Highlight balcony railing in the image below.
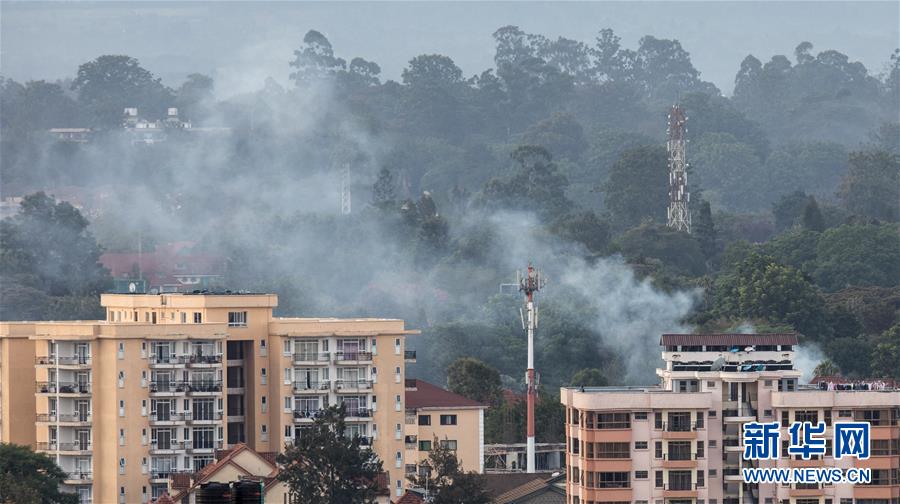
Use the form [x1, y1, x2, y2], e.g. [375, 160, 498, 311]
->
[723, 407, 756, 418]
[187, 440, 223, 453]
[293, 381, 330, 392]
[662, 421, 696, 432]
[149, 381, 222, 393]
[150, 441, 187, 451]
[188, 412, 223, 423]
[36, 356, 91, 366]
[293, 352, 331, 363]
[404, 350, 416, 361]
[334, 351, 373, 362]
[36, 382, 91, 394]
[65, 471, 92, 482]
[664, 482, 698, 491]
[38, 442, 92, 451]
[149, 354, 222, 365]
[356, 436, 373, 446]
[37, 413, 91, 423]
[149, 412, 189, 422]
[345, 408, 372, 418]
[293, 409, 327, 420]
[335, 379, 373, 391]
[664, 451, 696, 461]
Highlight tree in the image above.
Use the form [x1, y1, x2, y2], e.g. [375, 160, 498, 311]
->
[175, 73, 214, 120]
[569, 368, 608, 387]
[772, 191, 811, 233]
[446, 357, 502, 407]
[814, 224, 900, 291]
[813, 359, 840, 377]
[521, 113, 588, 161]
[289, 30, 346, 86]
[71, 55, 173, 127]
[0, 443, 78, 504]
[407, 437, 490, 504]
[801, 197, 826, 232]
[602, 145, 668, 230]
[478, 146, 573, 219]
[713, 251, 829, 339]
[277, 405, 384, 504]
[371, 168, 397, 210]
[693, 200, 718, 262]
[838, 150, 899, 222]
[616, 223, 706, 277]
[871, 324, 900, 380]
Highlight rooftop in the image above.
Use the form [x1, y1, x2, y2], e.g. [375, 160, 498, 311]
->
[405, 379, 486, 409]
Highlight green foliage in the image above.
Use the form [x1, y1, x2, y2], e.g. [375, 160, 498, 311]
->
[446, 357, 502, 407]
[616, 223, 706, 277]
[825, 337, 874, 377]
[569, 368, 608, 387]
[813, 359, 840, 377]
[801, 197, 826, 232]
[478, 146, 573, 219]
[602, 145, 667, 230]
[712, 251, 829, 339]
[276, 405, 384, 504]
[407, 436, 491, 504]
[838, 150, 900, 222]
[761, 229, 820, 274]
[871, 324, 900, 380]
[693, 200, 719, 262]
[813, 224, 900, 291]
[71, 55, 173, 127]
[548, 211, 611, 255]
[371, 168, 397, 210]
[522, 113, 588, 161]
[0, 443, 78, 504]
[690, 133, 763, 212]
[772, 191, 811, 233]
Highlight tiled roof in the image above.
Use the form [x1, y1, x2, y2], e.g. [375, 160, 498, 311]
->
[169, 443, 277, 501]
[154, 492, 175, 504]
[660, 333, 799, 346]
[405, 379, 485, 409]
[483, 473, 555, 497]
[395, 491, 425, 504]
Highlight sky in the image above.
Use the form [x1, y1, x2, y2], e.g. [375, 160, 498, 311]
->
[1, 1, 898, 97]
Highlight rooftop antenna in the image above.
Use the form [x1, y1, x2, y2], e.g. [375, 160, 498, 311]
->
[340, 162, 352, 215]
[666, 104, 691, 233]
[517, 263, 545, 473]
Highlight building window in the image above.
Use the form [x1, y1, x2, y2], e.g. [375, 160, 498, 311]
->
[596, 442, 630, 459]
[439, 440, 457, 450]
[764, 380, 773, 386]
[440, 414, 457, 425]
[596, 413, 630, 429]
[697, 440, 705, 458]
[634, 412, 648, 420]
[418, 440, 432, 451]
[708, 410, 716, 417]
[709, 439, 717, 448]
[655, 470, 663, 488]
[635, 441, 648, 450]
[696, 411, 704, 428]
[597, 472, 630, 489]
[764, 409, 773, 417]
[655, 441, 663, 459]
[697, 470, 705, 487]
[180, 312, 187, 323]
[635, 470, 648, 479]
[418, 415, 431, 426]
[193, 312, 202, 324]
[228, 311, 247, 327]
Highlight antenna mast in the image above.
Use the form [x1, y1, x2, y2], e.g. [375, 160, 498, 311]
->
[666, 104, 691, 233]
[518, 263, 545, 473]
[340, 162, 352, 215]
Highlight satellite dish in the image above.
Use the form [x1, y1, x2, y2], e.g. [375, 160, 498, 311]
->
[711, 356, 726, 371]
[128, 282, 137, 293]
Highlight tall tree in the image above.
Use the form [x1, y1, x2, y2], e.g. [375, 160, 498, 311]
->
[407, 437, 491, 504]
[602, 145, 668, 230]
[446, 357, 502, 407]
[478, 146, 573, 219]
[801, 197, 826, 232]
[289, 30, 347, 86]
[71, 55, 172, 127]
[693, 200, 719, 263]
[0, 443, 78, 504]
[871, 324, 900, 380]
[838, 150, 899, 222]
[277, 405, 384, 504]
[371, 168, 397, 210]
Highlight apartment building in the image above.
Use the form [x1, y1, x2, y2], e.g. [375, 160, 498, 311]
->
[0, 291, 418, 503]
[403, 379, 487, 478]
[561, 333, 900, 504]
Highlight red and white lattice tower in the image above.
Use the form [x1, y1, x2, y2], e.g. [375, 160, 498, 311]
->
[518, 264, 545, 473]
[667, 105, 691, 233]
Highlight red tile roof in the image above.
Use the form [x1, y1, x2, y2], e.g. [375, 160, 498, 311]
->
[395, 491, 425, 504]
[169, 443, 277, 501]
[154, 492, 175, 504]
[405, 379, 486, 409]
[660, 333, 799, 347]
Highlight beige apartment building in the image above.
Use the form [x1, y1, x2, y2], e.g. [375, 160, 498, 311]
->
[0, 292, 418, 503]
[403, 379, 487, 478]
[561, 333, 900, 504]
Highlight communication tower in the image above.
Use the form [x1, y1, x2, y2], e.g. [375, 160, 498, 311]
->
[666, 105, 691, 233]
[518, 264, 545, 473]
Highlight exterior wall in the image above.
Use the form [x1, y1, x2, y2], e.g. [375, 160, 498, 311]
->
[0, 294, 418, 504]
[405, 406, 484, 475]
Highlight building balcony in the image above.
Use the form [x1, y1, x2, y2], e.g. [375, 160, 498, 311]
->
[36, 356, 91, 368]
[186, 412, 223, 425]
[293, 381, 331, 394]
[724, 467, 743, 481]
[661, 422, 698, 439]
[404, 350, 416, 362]
[293, 409, 327, 422]
[663, 483, 699, 499]
[346, 408, 373, 419]
[149, 381, 222, 395]
[37, 442, 92, 454]
[149, 381, 190, 395]
[149, 412, 189, 424]
[356, 436, 373, 447]
[293, 352, 331, 365]
[37, 413, 91, 425]
[334, 351, 373, 363]
[186, 441, 223, 454]
[185, 354, 223, 367]
[335, 379, 373, 392]
[854, 485, 900, 500]
[662, 453, 699, 468]
[148, 354, 187, 367]
[64, 471, 93, 484]
[186, 381, 222, 395]
[149, 441, 188, 454]
[36, 382, 91, 395]
[723, 407, 756, 422]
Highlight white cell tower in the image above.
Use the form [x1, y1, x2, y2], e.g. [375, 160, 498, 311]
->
[340, 162, 352, 215]
[666, 105, 691, 233]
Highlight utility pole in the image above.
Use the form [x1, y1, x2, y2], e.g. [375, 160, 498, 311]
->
[666, 104, 691, 233]
[518, 264, 545, 473]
